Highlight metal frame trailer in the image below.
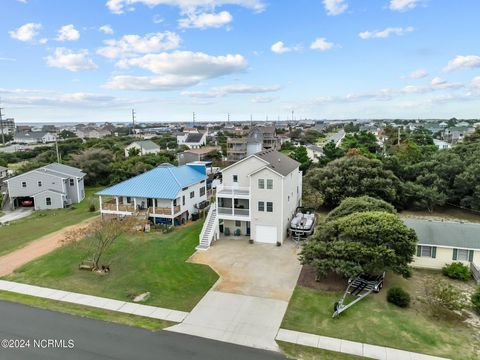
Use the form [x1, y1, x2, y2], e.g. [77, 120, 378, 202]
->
[332, 272, 385, 318]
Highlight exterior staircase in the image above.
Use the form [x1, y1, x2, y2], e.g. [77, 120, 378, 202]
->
[196, 203, 218, 251]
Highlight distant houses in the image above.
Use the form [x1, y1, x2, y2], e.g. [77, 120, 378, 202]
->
[0, 166, 8, 180]
[4, 163, 86, 210]
[177, 146, 220, 166]
[14, 131, 57, 144]
[176, 132, 207, 149]
[124, 140, 161, 157]
[226, 126, 280, 162]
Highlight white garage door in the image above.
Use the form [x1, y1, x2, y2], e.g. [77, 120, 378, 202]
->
[255, 225, 277, 244]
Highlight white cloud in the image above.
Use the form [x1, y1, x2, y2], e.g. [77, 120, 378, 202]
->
[430, 77, 463, 90]
[56, 24, 80, 41]
[443, 55, 480, 73]
[153, 14, 164, 23]
[407, 68, 428, 79]
[99, 25, 114, 34]
[323, 0, 348, 16]
[271, 41, 301, 54]
[359, 26, 414, 39]
[97, 32, 181, 58]
[182, 84, 281, 98]
[252, 95, 274, 103]
[402, 85, 428, 94]
[46, 48, 97, 72]
[389, 0, 419, 12]
[310, 37, 335, 51]
[179, 11, 233, 29]
[9, 23, 42, 42]
[472, 76, 480, 88]
[106, 0, 265, 14]
[105, 51, 247, 90]
[39, 38, 48, 44]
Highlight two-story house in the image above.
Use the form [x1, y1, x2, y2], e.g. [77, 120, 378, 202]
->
[198, 149, 302, 249]
[96, 163, 208, 225]
[5, 163, 86, 210]
[176, 132, 207, 149]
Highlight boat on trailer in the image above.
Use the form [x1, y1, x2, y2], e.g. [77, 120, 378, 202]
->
[290, 207, 316, 241]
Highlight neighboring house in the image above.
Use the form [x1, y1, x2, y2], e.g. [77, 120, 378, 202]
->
[443, 126, 475, 144]
[198, 149, 302, 249]
[433, 139, 451, 150]
[226, 126, 279, 162]
[0, 118, 15, 135]
[14, 132, 57, 144]
[124, 140, 161, 157]
[306, 144, 323, 163]
[97, 163, 208, 225]
[16, 125, 32, 134]
[404, 219, 480, 271]
[177, 146, 220, 166]
[177, 132, 207, 149]
[5, 163, 86, 210]
[0, 166, 8, 179]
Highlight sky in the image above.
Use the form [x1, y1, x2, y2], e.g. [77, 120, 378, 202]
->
[1, 0, 480, 123]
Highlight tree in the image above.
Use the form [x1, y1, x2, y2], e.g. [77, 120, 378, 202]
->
[128, 147, 140, 157]
[402, 181, 447, 212]
[58, 130, 77, 139]
[318, 142, 345, 165]
[410, 127, 434, 146]
[70, 148, 114, 185]
[290, 146, 312, 173]
[325, 196, 396, 222]
[300, 211, 417, 279]
[341, 131, 381, 157]
[306, 155, 401, 208]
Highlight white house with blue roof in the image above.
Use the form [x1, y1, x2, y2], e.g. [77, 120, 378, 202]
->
[97, 163, 208, 225]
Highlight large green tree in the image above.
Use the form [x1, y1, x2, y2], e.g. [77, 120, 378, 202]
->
[306, 155, 401, 208]
[325, 196, 396, 222]
[300, 211, 417, 278]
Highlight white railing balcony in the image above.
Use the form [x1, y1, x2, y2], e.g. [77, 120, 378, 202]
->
[217, 184, 250, 197]
[217, 207, 250, 218]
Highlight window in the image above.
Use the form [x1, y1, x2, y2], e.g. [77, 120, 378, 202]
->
[258, 201, 265, 212]
[200, 187, 206, 197]
[266, 202, 273, 212]
[69, 178, 74, 186]
[233, 175, 238, 183]
[46, 197, 52, 206]
[182, 195, 185, 206]
[267, 179, 273, 189]
[417, 245, 435, 258]
[455, 249, 470, 261]
[258, 179, 265, 189]
[182, 187, 188, 191]
[173, 199, 177, 206]
[126, 197, 131, 204]
[235, 220, 241, 227]
[22, 181, 27, 188]
[38, 181, 42, 187]
[190, 191, 195, 199]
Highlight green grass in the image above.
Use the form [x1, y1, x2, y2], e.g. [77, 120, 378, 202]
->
[0, 187, 100, 256]
[5, 221, 219, 312]
[400, 206, 480, 223]
[282, 272, 479, 360]
[278, 341, 370, 360]
[0, 290, 172, 330]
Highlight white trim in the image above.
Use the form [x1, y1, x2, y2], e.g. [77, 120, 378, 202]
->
[221, 154, 269, 173]
[417, 243, 479, 251]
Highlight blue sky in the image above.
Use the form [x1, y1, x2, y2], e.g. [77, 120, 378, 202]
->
[1, 0, 480, 123]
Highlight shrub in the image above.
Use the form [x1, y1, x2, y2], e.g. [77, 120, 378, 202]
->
[442, 262, 471, 281]
[425, 280, 469, 316]
[89, 203, 96, 212]
[472, 287, 480, 314]
[387, 287, 411, 308]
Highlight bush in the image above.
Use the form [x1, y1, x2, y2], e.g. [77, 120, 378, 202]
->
[89, 203, 96, 212]
[425, 280, 468, 315]
[472, 288, 480, 314]
[387, 287, 411, 308]
[442, 262, 471, 281]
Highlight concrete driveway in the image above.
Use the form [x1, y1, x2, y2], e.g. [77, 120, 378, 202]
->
[167, 240, 302, 351]
[189, 240, 302, 301]
[0, 208, 33, 224]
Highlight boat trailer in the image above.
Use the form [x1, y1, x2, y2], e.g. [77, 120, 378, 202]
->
[332, 272, 385, 318]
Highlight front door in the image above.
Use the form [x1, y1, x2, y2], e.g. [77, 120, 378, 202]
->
[246, 221, 251, 236]
[147, 198, 153, 208]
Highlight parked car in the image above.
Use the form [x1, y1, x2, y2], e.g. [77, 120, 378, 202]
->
[21, 199, 34, 207]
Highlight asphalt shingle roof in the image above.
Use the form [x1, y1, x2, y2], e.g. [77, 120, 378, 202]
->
[130, 140, 160, 151]
[255, 149, 300, 176]
[43, 163, 86, 177]
[404, 218, 480, 250]
[185, 133, 204, 143]
[96, 164, 207, 200]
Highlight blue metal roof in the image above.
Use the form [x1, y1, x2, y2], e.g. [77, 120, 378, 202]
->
[96, 164, 207, 200]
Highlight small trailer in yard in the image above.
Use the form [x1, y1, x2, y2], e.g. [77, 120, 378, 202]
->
[333, 272, 385, 318]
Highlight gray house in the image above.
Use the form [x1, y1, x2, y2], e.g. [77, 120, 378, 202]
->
[5, 163, 86, 210]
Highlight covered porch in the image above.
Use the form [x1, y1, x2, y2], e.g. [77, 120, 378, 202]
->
[99, 195, 181, 218]
[217, 198, 250, 219]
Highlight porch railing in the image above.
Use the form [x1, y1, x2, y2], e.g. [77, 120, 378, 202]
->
[148, 205, 181, 216]
[217, 207, 250, 217]
[471, 262, 480, 284]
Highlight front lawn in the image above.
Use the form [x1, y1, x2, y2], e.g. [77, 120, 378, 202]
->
[0, 187, 100, 256]
[282, 270, 479, 360]
[278, 341, 369, 360]
[4, 221, 219, 312]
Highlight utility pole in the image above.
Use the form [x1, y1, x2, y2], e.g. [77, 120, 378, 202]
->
[55, 138, 60, 163]
[131, 108, 136, 135]
[192, 112, 196, 127]
[0, 99, 5, 146]
[291, 110, 294, 122]
[250, 114, 253, 127]
[227, 113, 230, 123]
[397, 127, 401, 145]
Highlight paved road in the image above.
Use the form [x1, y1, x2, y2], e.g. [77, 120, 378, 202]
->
[0, 209, 33, 225]
[0, 300, 286, 360]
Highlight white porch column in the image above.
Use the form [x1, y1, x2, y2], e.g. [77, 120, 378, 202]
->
[115, 197, 119, 212]
[171, 201, 174, 216]
[99, 196, 103, 210]
[133, 198, 137, 210]
[152, 199, 156, 214]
